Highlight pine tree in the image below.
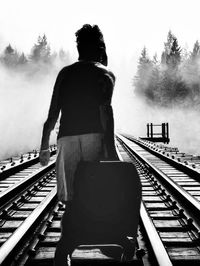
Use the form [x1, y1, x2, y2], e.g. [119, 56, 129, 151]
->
[5, 44, 14, 54]
[17, 52, 28, 65]
[161, 31, 181, 68]
[190, 40, 200, 60]
[30, 34, 51, 63]
[184, 40, 200, 105]
[1, 44, 20, 67]
[134, 47, 154, 100]
[168, 38, 181, 68]
[159, 31, 183, 105]
[161, 30, 174, 64]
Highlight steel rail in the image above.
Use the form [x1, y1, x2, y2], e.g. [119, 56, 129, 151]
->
[117, 143, 172, 266]
[0, 146, 57, 178]
[115, 143, 123, 161]
[123, 133, 200, 178]
[117, 134, 200, 216]
[140, 202, 173, 266]
[0, 159, 56, 207]
[0, 187, 57, 266]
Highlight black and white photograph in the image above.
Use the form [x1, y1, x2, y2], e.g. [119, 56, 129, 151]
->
[1, 0, 200, 265]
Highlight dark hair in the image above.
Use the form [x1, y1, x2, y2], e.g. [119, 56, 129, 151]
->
[75, 24, 107, 66]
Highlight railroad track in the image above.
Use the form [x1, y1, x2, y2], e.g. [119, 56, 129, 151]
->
[0, 146, 57, 266]
[0, 146, 57, 206]
[116, 133, 200, 265]
[1, 135, 200, 265]
[0, 145, 57, 177]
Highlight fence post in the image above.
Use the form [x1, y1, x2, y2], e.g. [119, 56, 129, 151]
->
[150, 123, 153, 138]
[166, 123, 169, 139]
[147, 123, 149, 137]
[162, 123, 165, 138]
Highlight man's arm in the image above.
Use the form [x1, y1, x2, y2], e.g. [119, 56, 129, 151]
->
[99, 71, 118, 159]
[100, 105, 118, 159]
[40, 70, 64, 165]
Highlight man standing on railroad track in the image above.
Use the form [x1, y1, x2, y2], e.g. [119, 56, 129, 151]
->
[39, 24, 117, 265]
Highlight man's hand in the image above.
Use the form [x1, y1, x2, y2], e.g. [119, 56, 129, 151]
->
[39, 150, 50, 166]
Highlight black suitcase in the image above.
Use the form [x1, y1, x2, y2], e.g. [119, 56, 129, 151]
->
[60, 161, 141, 262]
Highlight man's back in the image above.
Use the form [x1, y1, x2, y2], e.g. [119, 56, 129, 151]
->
[58, 61, 115, 138]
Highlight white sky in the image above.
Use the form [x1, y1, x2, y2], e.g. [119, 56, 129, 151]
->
[1, 0, 200, 157]
[1, 0, 200, 61]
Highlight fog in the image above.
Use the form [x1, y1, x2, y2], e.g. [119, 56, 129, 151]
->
[0, 66, 58, 160]
[112, 58, 200, 156]
[115, 95, 200, 156]
[1, 54, 200, 161]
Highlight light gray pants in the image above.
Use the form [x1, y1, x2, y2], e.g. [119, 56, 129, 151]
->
[56, 133, 103, 202]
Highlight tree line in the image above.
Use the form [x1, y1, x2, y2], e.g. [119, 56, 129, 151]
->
[0, 34, 71, 77]
[134, 31, 200, 108]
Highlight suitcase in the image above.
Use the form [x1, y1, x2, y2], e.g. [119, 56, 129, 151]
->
[60, 161, 141, 262]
